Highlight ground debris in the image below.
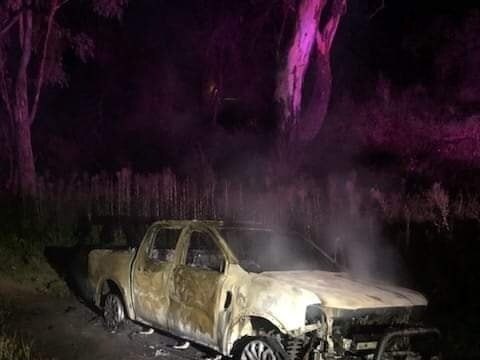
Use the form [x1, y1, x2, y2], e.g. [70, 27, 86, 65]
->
[154, 348, 169, 357]
[144, 344, 170, 358]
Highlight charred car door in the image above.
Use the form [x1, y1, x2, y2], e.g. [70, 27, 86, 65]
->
[132, 225, 183, 328]
[168, 224, 227, 348]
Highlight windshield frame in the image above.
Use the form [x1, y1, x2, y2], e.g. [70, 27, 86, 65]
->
[216, 225, 340, 273]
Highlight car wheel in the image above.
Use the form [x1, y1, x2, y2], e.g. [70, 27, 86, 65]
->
[235, 337, 285, 360]
[103, 293, 125, 332]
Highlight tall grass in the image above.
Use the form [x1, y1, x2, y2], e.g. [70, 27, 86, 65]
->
[0, 334, 41, 360]
[0, 300, 49, 360]
[23, 169, 480, 249]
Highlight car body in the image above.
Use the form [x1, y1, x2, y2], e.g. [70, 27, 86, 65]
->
[87, 220, 440, 360]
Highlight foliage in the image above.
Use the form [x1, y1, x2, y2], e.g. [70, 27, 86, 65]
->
[0, 0, 129, 194]
[93, 0, 129, 19]
[324, 76, 480, 182]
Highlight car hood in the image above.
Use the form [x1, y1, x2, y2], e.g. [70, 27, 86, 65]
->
[260, 270, 427, 310]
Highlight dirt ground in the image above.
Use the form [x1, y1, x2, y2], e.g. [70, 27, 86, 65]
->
[0, 278, 212, 360]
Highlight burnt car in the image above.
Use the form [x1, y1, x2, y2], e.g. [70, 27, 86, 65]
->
[87, 220, 440, 360]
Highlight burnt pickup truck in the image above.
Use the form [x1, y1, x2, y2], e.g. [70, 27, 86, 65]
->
[87, 220, 440, 360]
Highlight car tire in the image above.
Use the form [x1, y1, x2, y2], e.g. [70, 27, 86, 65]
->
[233, 336, 285, 360]
[103, 293, 125, 332]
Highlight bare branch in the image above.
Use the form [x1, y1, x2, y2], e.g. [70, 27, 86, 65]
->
[369, 0, 385, 20]
[59, 0, 72, 9]
[0, 13, 21, 38]
[0, 65, 13, 120]
[19, 12, 24, 47]
[29, 3, 58, 125]
[317, 0, 347, 55]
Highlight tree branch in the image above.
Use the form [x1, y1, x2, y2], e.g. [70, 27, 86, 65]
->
[0, 13, 21, 38]
[19, 13, 24, 47]
[14, 9, 33, 125]
[369, 0, 385, 20]
[29, 2, 58, 125]
[317, 0, 346, 55]
[0, 65, 13, 120]
[59, 0, 72, 9]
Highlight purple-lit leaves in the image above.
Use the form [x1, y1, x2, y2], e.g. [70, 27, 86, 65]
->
[5, 0, 22, 12]
[71, 33, 94, 63]
[92, 0, 129, 19]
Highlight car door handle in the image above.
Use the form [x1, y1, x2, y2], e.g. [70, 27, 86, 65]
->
[224, 291, 232, 309]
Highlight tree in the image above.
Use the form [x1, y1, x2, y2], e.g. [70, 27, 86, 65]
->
[276, 0, 346, 145]
[0, 0, 127, 195]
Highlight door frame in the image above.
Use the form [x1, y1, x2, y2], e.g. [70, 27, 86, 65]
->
[131, 223, 187, 327]
[167, 222, 234, 349]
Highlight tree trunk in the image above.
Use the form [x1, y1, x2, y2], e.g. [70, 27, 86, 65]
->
[2, 120, 16, 191]
[1, 2, 59, 195]
[14, 9, 36, 195]
[276, 0, 346, 145]
[14, 116, 36, 195]
[300, 50, 332, 142]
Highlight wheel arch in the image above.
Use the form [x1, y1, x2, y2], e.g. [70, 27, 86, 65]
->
[95, 277, 133, 318]
[222, 314, 287, 355]
[96, 279, 120, 305]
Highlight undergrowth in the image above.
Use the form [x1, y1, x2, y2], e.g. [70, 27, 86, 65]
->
[0, 199, 70, 297]
[0, 237, 68, 297]
[0, 300, 50, 360]
[0, 333, 41, 360]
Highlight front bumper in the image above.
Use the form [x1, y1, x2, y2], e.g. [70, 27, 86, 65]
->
[374, 327, 441, 360]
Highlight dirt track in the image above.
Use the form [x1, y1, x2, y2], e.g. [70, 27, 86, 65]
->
[0, 279, 210, 360]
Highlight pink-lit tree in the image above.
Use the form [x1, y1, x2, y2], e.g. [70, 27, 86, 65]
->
[0, 0, 127, 195]
[276, 0, 346, 145]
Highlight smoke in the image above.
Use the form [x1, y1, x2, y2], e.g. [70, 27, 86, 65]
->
[213, 165, 409, 285]
[321, 172, 409, 285]
[328, 214, 407, 284]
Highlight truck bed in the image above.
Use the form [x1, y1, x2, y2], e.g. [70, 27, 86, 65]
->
[88, 249, 135, 306]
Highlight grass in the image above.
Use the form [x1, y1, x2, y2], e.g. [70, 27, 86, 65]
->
[0, 234, 69, 298]
[0, 244, 69, 297]
[0, 300, 50, 360]
[0, 196, 70, 298]
[0, 334, 39, 360]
